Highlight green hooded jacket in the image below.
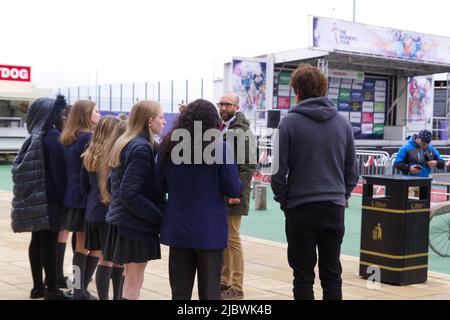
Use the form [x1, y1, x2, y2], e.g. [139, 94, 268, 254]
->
[223, 112, 256, 216]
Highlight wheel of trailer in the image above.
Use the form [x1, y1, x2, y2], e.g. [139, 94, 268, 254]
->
[429, 202, 450, 257]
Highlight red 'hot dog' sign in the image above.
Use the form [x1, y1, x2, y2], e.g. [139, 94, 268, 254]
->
[0, 65, 31, 82]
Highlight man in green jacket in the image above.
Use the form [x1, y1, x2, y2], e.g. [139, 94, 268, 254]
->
[218, 93, 256, 300]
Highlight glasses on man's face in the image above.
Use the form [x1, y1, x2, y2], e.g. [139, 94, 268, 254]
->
[217, 102, 234, 109]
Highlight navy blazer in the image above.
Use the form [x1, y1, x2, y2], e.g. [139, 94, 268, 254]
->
[105, 135, 165, 239]
[80, 168, 108, 223]
[157, 142, 242, 250]
[63, 132, 92, 209]
[43, 128, 66, 205]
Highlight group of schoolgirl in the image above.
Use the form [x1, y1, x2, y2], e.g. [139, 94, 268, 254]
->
[12, 96, 242, 300]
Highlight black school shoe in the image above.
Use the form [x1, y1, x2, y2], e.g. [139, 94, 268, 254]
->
[45, 289, 73, 300]
[45, 276, 69, 289]
[30, 288, 47, 299]
[72, 290, 98, 301]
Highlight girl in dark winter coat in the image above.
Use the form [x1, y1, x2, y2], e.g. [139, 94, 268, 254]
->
[103, 100, 166, 300]
[81, 116, 126, 300]
[60, 100, 101, 300]
[157, 99, 242, 300]
[11, 95, 71, 300]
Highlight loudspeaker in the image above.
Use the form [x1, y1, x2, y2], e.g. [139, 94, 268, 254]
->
[267, 110, 281, 128]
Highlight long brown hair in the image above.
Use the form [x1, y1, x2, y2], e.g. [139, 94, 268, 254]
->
[108, 100, 162, 168]
[60, 100, 97, 146]
[82, 116, 121, 172]
[98, 120, 127, 204]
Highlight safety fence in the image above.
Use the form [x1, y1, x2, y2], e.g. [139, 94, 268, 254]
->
[253, 144, 450, 203]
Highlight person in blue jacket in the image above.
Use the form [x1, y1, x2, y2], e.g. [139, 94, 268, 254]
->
[157, 99, 243, 300]
[394, 129, 445, 177]
[104, 100, 167, 300]
[60, 100, 101, 299]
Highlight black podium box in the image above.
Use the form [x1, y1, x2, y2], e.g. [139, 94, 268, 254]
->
[359, 175, 432, 285]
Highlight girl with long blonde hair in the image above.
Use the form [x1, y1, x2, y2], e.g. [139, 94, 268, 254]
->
[60, 100, 101, 300]
[81, 116, 126, 300]
[103, 100, 166, 300]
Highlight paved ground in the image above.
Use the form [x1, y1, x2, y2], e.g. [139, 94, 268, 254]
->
[2, 190, 450, 300]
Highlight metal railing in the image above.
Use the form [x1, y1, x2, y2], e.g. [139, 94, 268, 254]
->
[56, 78, 211, 113]
[355, 150, 391, 176]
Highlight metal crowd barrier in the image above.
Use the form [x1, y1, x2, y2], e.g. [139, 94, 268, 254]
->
[355, 150, 391, 176]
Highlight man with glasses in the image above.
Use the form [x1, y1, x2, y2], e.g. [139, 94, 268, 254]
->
[217, 93, 256, 300]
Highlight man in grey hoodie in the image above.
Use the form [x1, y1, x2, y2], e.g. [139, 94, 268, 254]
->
[271, 64, 359, 300]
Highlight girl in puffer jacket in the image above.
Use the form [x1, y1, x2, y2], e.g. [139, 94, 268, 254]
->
[11, 95, 72, 300]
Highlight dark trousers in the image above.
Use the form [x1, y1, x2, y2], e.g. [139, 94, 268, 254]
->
[169, 247, 223, 300]
[285, 201, 345, 300]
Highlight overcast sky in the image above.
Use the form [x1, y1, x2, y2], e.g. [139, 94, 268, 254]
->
[1, 0, 448, 88]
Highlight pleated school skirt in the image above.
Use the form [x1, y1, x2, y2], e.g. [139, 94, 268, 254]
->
[62, 208, 86, 232]
[103, 224, 161, 264]
[85, 221, 108, 251]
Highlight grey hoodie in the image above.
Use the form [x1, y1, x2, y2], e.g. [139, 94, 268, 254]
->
[271, 97, 359, 209]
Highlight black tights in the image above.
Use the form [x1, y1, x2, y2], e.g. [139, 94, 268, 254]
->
[28, 230, 58, 293]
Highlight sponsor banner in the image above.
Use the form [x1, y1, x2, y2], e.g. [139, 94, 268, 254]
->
[338, 101, 350, 111]
[362, 101, 374, 112]
[351, 102, 362, 112]
[363, 79, 376, 90]
[328, 87, 340, 100]
[374, 102, 385, 113]
[328, 69, 365, 80]
[362, 123, 373, 134]
[277, 96, 290, 109]
[352, 79, 364, 90]
[373, 123, 384, 134]
[312, 16, 450, 64]
[362, 112, 374, 123]
[350, 112, 362, 123]
[374, 91, 386, 102]
[339, 88, 351, 100]
[374, 113, 385, 124]
[278, 85, 291, 96]
[375, 80, 387, 91]
[351, 90, 363, 101]
[340, 78, 353, 89]
[363, 91, 374, 101]
[329, 77, 342, 88]
[278, 72, 291, 85]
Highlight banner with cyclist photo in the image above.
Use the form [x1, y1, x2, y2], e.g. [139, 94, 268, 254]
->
[231, 58, 267, 112]
[406, 76, 434, 134]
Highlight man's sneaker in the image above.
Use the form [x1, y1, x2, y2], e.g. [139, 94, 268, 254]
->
[220, 288, 244, 300]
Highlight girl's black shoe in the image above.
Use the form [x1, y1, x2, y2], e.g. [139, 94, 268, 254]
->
[30, 288, 46, 299]
[45, 289, 72, 300]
